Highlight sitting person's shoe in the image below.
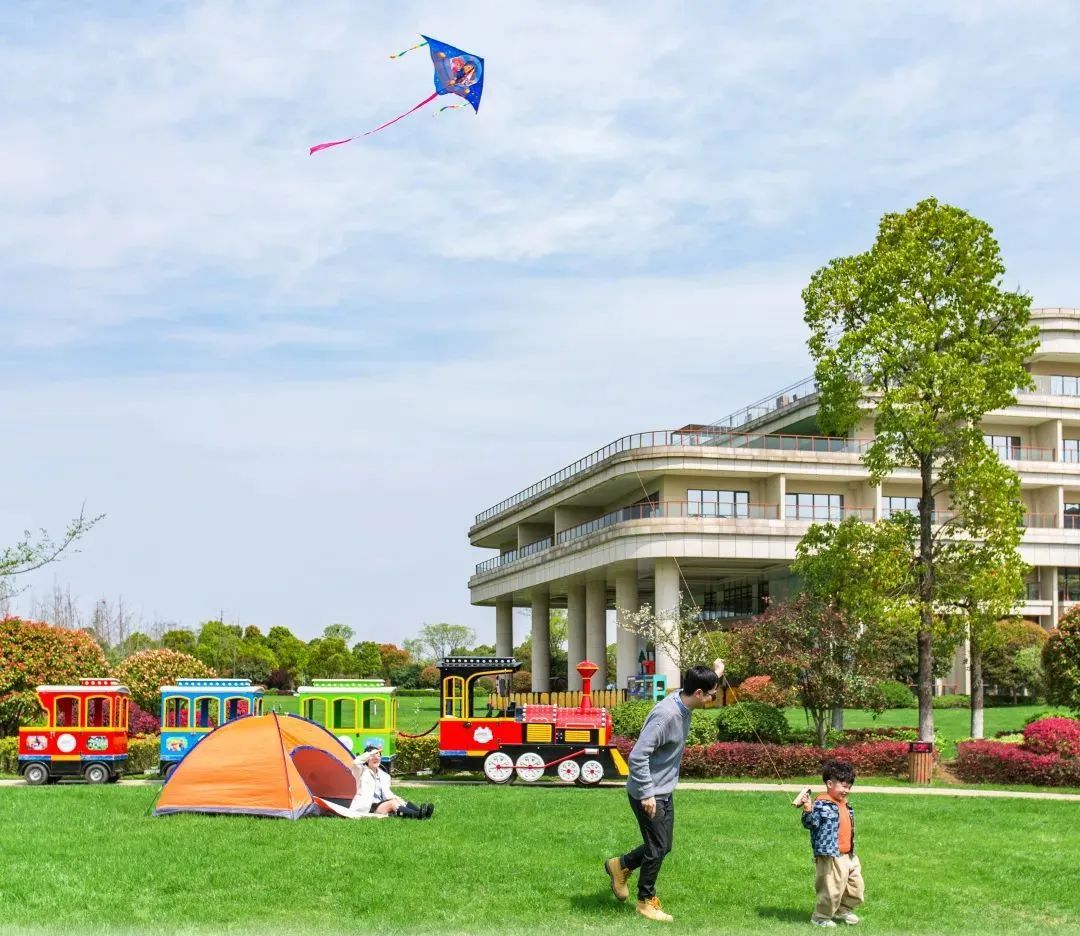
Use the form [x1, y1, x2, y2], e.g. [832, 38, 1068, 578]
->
[635, 897, 673, 923]
[810, 919, 837, 928]
[833, 911, 860, 925]
[421, 803, 434, 819]
[604, 857, 630, 901]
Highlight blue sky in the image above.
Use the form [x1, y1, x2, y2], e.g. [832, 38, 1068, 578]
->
[2, 1, 1078, 643]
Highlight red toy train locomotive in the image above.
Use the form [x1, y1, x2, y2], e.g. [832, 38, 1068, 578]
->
[437, 657, 629, 785]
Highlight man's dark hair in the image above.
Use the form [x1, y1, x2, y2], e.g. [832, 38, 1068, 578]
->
[822, 758, 856, 785]
[682, 665, 719, 696]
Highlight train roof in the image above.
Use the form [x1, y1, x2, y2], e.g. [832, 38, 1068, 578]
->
[160, 682, 264, 694]
[437, 656, 521, 674]
[36, 683, 129, 695]
[295, 684, 396, 695]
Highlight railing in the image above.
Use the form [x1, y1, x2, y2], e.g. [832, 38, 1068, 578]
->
[1028, 374, 1080, 396]
[784, 506, 875, 522]
[486, 689, 627, 710]
[1021, 513, 1059, 529]
[708, 375, 819, 430]
[474, 536, 553, 574]
[556, 501, 781, 546]
[474, 431, 868, 525]
[987, 444, 1057, 462]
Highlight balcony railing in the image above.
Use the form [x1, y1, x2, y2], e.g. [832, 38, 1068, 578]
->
[475, 506, 1068, 575]
[987, 444, 1057, 462]
[474, 431, 869, 525]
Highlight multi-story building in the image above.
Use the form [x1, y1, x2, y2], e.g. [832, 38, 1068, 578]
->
[468, 308, 1080, 693]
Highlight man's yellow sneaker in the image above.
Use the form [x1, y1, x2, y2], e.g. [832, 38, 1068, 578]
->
[636, 897, 673, 923]
[603, 857, 631, 901]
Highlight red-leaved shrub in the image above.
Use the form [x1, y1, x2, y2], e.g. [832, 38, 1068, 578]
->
[1022, 717, 1080, 759]
[612, 737, 911, 778]
[955, 740, 1080, 786]
[736, 675, 795, 707]
[128, 702, 160, 736]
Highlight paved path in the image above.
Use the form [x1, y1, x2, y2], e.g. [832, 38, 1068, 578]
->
[3, 777, 1079, 801]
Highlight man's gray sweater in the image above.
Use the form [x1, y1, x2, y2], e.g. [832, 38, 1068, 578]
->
[626, 692, 691, 800]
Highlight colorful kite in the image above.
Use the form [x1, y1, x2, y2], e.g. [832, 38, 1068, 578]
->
[310, 35, 484, 155]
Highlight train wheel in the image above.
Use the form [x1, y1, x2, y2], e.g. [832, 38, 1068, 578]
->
[23, 763, 49, 786]
[578, 760, 605, 786]
[515, 752, 545, 783]
[84, 763, 110, 784]
[163, 762, 180, 781]
[482, 751, 515, 784]
[556, 759, 581, 783]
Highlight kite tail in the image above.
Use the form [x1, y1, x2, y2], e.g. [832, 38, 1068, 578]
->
[389, 40, 428, 59]
[309, 93, 440, 154]
[434, 103, 469, 116]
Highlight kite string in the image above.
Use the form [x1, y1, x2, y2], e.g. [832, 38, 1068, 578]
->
[308, 92, 440, 154]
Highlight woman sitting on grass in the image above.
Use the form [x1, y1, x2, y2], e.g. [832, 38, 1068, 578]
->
[350, 744, 434, 819]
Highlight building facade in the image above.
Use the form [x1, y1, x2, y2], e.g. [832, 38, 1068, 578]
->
[468, 308, 1080, 693]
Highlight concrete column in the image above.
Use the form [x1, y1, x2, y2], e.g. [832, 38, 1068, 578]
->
[654, 558, 682, 690]
[1049, 566, 1060, 629]
[586, 578, 608, 688]
[530, 588, 551, 692]
[615, 567, 640, 689]
[495, 597, 514, 658]
[566, 582, 586, 690]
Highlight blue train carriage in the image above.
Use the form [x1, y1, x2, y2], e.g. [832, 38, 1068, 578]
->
[159, 678, 264, 778]
[295, 678, 398, 759]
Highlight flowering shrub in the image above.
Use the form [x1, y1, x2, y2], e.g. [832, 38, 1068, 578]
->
[393, 734, 440, 774]
[737, 675, 796, 707]
[0, 690, 46, 736]
[1022, 717, 1080, 758]
[955, 740, 1080, 786]
[128, 702, 160, 736]
[113, 649, 214, 713]
[612, 736, 911, 778]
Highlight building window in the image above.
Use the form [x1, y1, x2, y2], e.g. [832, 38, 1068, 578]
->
[786, 492, 843, 521]
[1066, 504, 1080, 530]
[1059, 568, 1080, 602]
[883, 496, 919, 517]
[1065, 439, 1080, 464]
[1051, 376, 1080, 396]
[984, 435, 1022, 459]
[688, 489, 750, 518]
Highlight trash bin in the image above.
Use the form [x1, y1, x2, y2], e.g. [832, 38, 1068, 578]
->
[908, 741, 934, 785]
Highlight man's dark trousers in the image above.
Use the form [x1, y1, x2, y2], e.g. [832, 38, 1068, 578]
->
[620, 793, 674, 900]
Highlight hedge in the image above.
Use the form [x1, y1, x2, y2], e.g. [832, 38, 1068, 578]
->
[393, 734, 440, 773]
[0, 736, 16, 774]
[955, 740, 1080, 786]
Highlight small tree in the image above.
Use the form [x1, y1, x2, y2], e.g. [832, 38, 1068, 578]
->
[619, 598, 732, 675]
[322, 623, 355, 643]
[730, 596, 888, 746]
[0, 509, 103, 605]
[418, 665, 440, 688]
[1044, 609, 1080, 714]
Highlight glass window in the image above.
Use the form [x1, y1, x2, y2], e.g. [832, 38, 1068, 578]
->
[1060, 568, 1080, 602]
[54, 696, 80, 727]
[883, 496, 920, 517]
[164, 697, 190, 728]
[1052, 375, 1080, 396]
[984, 435, 1023, 460]
[688, 489, 749, 518]
[334, 698, 357, 730]
[1066, 504, 1080, 530]
[194, 697, 220, 729]
[86, 696, 111, 728]
[303, 698, 327, 724]
[1064, 439, 1080, 463]
[363, 698, 386, 729]
[224, 697, 250, 721]
[443, 677, 465, 718]
[786, 492, 843, 521]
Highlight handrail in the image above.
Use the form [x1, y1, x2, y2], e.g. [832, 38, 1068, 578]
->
[555, 500, 781, 546]
[474, 431, 870, 525]
[474, 536, 553, 574]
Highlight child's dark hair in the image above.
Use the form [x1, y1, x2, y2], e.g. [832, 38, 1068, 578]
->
[822, 758, 856, 785]
[682, 665, 719, 695]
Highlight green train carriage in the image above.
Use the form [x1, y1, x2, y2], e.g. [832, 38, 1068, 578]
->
[295, 679, 398, 757]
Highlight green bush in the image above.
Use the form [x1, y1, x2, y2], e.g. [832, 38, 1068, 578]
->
[688, 709, 720, 745]
[609, 700, 655, 739]
[0, 736, 17, 774]
[875, 679, 916, 709]
[932, 694, 970, 709]
[126, 735, 160, 775]
[1023, 707, 1073, 726]
[714, 701, 788, 743]
[393, 734, 440, 774]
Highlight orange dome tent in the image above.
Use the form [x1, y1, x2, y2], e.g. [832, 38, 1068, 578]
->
[153, 712, 357, 819]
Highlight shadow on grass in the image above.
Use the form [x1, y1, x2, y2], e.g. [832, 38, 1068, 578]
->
[756, 905, 809, 923]
[569, 892, 630, 917]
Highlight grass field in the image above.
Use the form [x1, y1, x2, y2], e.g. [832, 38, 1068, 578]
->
[2, 783, 1079, 935]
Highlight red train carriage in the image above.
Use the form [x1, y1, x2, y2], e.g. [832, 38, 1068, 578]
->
[437, 657, 629, 785]
[18, 678, 130, 784]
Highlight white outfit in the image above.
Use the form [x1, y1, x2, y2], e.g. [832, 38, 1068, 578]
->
[350, 760, 396, 814]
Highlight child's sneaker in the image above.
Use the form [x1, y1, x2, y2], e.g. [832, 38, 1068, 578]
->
[834, 911, 860, 925]
[810, 919, 837, 928]
[636, 897, 673, 922]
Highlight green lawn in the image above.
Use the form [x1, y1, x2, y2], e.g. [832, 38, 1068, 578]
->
[2, 784, 1078, 935]
[784, 705, 1054, 758]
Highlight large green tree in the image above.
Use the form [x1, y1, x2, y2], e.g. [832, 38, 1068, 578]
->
[417, 623, 476, 663]
[352, 640, 384, 678]
[803, 197, 1039, 740]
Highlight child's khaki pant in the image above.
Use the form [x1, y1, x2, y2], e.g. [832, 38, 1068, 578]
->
[812, 853, 864, 922]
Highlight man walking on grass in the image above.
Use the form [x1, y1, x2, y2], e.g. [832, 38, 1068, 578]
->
[604, 662, 722, 922]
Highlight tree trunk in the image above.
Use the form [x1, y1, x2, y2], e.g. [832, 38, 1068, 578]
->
[831, 707, 844, 731]
[918, 456, 936, 743]
[970, 635, 984, 740]
[815, 713, 828, 747]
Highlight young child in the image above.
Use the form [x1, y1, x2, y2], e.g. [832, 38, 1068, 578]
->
[794, 758, 864, 928]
